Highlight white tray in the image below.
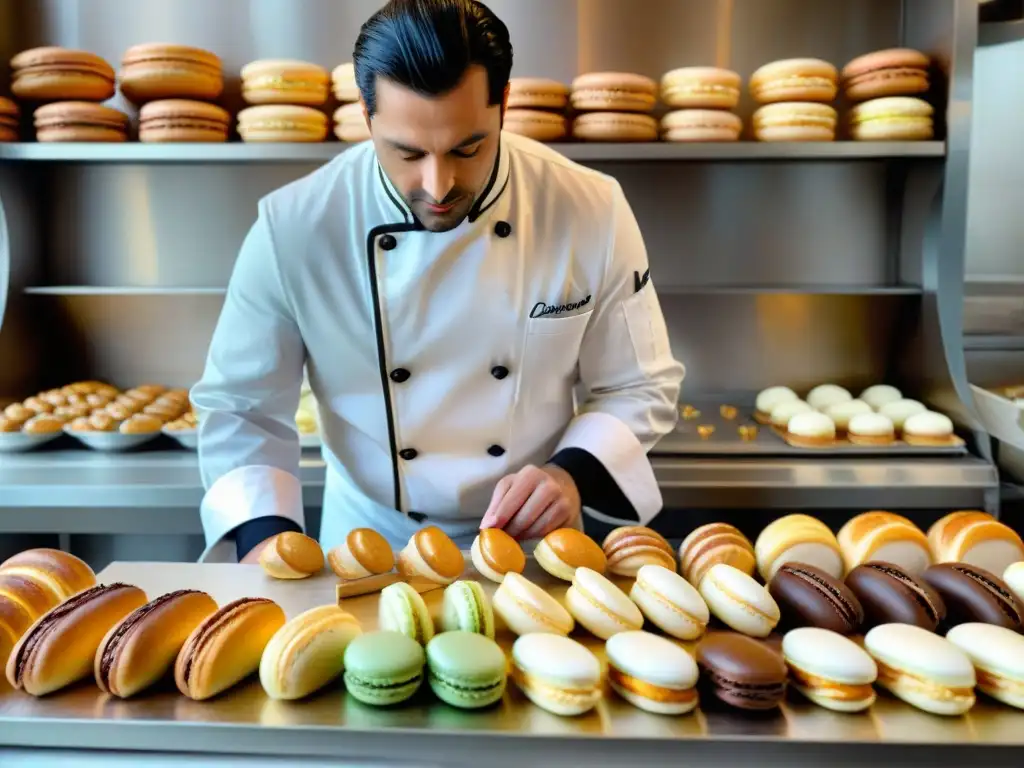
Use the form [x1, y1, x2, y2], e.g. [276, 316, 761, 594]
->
[163, 427, 198, 450]
[0, 431, 63, 453]
[63, 426, 160, 452]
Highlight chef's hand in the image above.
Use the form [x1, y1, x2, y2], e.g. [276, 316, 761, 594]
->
[239, 536, 275, 565]
[481, 464, 581, 540]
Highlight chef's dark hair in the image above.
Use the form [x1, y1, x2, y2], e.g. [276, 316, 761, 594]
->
[353, 0, 513, 115]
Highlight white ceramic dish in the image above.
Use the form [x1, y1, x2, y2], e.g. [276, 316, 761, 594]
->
[0, 430, 63, 453]
[64, 425, 159, 452]
[163, 427, 198, 450]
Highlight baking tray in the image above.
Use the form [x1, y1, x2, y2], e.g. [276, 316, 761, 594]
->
[656, 401, 968, 457]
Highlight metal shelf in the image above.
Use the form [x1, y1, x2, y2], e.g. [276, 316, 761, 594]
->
[0, 140, 947, 164]
[659, 284, 922, 296]
[23, 286, 227, 296]
[978, 19, 1024, 46]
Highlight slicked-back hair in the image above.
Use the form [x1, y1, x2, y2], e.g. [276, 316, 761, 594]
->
[353, 0, 513, 115]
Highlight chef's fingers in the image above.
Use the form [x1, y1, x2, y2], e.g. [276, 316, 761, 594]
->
[482, 465, 543, 529]
[518, 501, 570, 541]
[504, 478, 561, 539]
[480, 475, 515, 528]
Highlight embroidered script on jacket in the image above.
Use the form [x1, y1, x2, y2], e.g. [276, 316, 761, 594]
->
[529, 294, 593, 319]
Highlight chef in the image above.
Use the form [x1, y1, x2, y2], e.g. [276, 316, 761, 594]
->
[191, 0, 684, 564]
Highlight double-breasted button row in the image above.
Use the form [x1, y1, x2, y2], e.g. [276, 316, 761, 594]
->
[399, 445, 503, 460]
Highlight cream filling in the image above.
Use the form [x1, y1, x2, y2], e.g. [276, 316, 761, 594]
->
[244, 76, 325, 91]
[633, 581, 707, 629]
[756, 114, 836, 129]
[332, 546, 372, 579]
[241, 120, 321, 131]
[470, 538, 505, 582]
[755, 76, 835, 94]
[568, 585, 638, 631]
[665, 83, 738, 97]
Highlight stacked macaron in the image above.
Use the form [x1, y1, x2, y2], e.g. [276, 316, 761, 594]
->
[570, 71, 658, 142]
[504, 77, 570, 142]
[749, 57, 839, 142]
[238, 59, 329, 143]
[0, 98, 19, 142]
[331, 62, 369, 143]
[658, 66, 743, 143]
[842, 48, 934, 141]
[927, 510, 1024, 576]
[838, 510, 933, 575]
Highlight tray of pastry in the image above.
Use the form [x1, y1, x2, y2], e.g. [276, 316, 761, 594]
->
[971, 383, 1024, 449]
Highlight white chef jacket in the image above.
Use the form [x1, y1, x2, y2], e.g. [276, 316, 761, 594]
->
[192, 132, 684, 562]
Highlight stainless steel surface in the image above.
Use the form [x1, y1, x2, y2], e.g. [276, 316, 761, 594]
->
[1, 560, 1023, 765]
[978, 18, 1024, 45]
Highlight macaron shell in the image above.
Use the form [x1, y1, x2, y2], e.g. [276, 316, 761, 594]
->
[660, 67, 741, 109]
[630, 564, 709, 640]
[566, 567, 643, 639]
[346, 528, 395, 574]
[412, 526, 465, 580]
[343, 630, 425, 706]
[749, 58, 839, 103]
[507, 77, 570, 110]
[504, 109, 567, 142]
[849, 96, 934, 142]
[511, 632, 601, 690]
[474, 528, 526, 579]
[535, 529, 606, 580]
[331, 62, 358, 103]
[492, 571, 573, 636]
[11, 48, 115, 101]
[700, 563, 780, 637]
[842, 50, 930, 102]
[606, 630, 699, 688]
[441, 580, 495, 638]
[237, 105, 328, 142]
[333, 103, 371, 143]
[119, 46, 223, 104]
[241, 59, 329, 105]
[768, 563, 864, 634]
[660, 110, 742, 142]
[426, 631, 506, 709]
[570, 72, 657, 112]
[695, 632, 787, 710]
[572, 112, 658, 142]
[946, 623, 1024, 709]
[753, 103, 837, 142]
[378, 582, 434, 644]
[782, 627, 877, 684]
[1004, 562, 1024, 604]
[920, 563, 1023, 631]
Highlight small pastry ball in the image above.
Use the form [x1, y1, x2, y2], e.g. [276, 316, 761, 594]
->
[806, 384, 852, 412]
[770, 400, 813, 429]
[860, 385, 902, 411]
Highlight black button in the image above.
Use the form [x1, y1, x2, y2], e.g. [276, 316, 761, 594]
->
[379, 234, 397, 251]
[487, 444, 506, 457]
[490, 365, 509, 380]
[408, 511, 428, 523]
[390, 368, 410, 383]
[494, 221, 512, 238]
[399, 448, 418, 460]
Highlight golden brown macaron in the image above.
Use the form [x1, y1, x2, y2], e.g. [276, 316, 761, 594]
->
[34, 101, 128, 143]
[504, 109, 568, 142]
[0, 572, 61, 621]
[237, 104, 329, 143]
[396, 526, 465, 585]
[119, 43, 223, 104]
[260, 532, 324, 579]
[842, 48, 930, 102]
[11, 47, 115, 101]
[138, 99, 230, 143]
[470, 528, 527, 583]
[174, 597, 286, 700]
[837, 510, 931, 576]
[327, 528, 394, 579]
[333, 101, 371, 142]
[676, 523, 756, 587]
[0, 548, 97, 602]
[0, 97, 18, 142]
[602, 526, 675, 577]
[535, 528, 607, 582]
[331, 62, 359, 102]
[6, 583, 148, 696]
[508, 77, 570, 111]
[241, 59, 329, 105]
[927, 511, 1024, 576]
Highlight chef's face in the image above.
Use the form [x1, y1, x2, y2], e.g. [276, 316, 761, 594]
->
[366, 65, 507, 232]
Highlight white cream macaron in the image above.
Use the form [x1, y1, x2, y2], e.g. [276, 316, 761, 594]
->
[806, 384, 852, 411]
[902, 411, 955, 446]
[860, 384, 903, 410]
[847, 412, 895, 446]
[1005, 562, 1024, 606]
[605, 631, 699, 714]
[699, 563, 780, 637]
[786, 411, 836, 447]
[879, 398, 927, 430]
[629, 564, 709, 640]
[864, 623, 976, 715]
[493, 572, 573, 637]
[770, 399, 813, 429]
[566, 567, 643, 640]
[782, 627, 877, 712]
[511, 633, 602, 716]
[946, 623, 1024, 710]
[755, 386, 798, 420]
[826, 399, 873, 431]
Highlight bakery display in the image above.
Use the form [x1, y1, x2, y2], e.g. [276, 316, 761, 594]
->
[534, 527, 606, 581]
[699, 563, 780, 637]
[605, 630, 699, 714]
[754, 513, 843, 581]
[331, 62, 358, 103]
[601, 525, 675, 576]
[492, 572, 573, 636]
[782, 627, 877, 712]
[806, 383, 852, 411]
[504, 77, 569, 142]
[846, 562, 944, 631]
[750, 58, 839, 103]
[677, 522, 756, 587]
[754, 385, 798, 423]
[470, 528, 525, 583]
[660, 109, 742, 143]
[396, 526, 465, 586]
[34, 102, 128, 142]
[847, 412, 895, 446]
[425, 631, 506, 709]
[259, 532, 324, 579]
[333, 102, 371, 142]
[946, 623, 1024, 710]
[902, 411, 956, 446]
[769, 563, 864, 634]
[864, 623, 976, 716]
[785, 411, 836, 448]
[378, 581, 434, 644]
[259, 604, 362, 701]
[920, 563, 1023, 631]
[838, 510, 932, 575]
[119, 44, 223, 104]
[0, 98, 19, 141]
[96, 589, 218, 698]
[565, 567, 643, 639]
[328, 528, 395, 580]
[842, 48, 930, 102]
[849, 96, 934, 141]
[237, 104, 329, 143]
[10, 47, 115, 101]
[511, 633, 602, 716]
[629, 564, 709, 640]
[440, 580, 494, 638]
[138, 100, 230, 143]
[695, 632, 787, 711]
[241, 59, 329, 105]
[342, 630, 425, 706]
[752, 102, 838, 142]
[927, 511, 1024, 575]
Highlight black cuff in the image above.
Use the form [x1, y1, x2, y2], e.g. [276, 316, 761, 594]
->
[234, 516, 302, 561]
[548, 447, 640, 522]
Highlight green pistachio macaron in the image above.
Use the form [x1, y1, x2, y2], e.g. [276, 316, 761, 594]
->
[379, 581, 434, 644]
[343, 630, 425, 706]
[441, 580, 495, 638]
[426, 630, 507, 709]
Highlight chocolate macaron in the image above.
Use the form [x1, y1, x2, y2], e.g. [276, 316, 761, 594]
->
[845, 562, 944, 631]
[921, 563, 1024, 632]
[768, 563, 864, 634]
[696, 633, 787, 710]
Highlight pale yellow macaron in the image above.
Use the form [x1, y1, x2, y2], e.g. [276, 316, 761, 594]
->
[237, 105, 328, 143]
[241, 59, 329, 105]
[849, 96, 934, 141]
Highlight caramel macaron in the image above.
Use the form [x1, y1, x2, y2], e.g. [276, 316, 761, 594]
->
[660, 66, 741, 110]
[928, 510, 1024, 576]
[535, 528, 606, 582]
[11, 47, 115, 101]
[677, 522, 756, 588]
[508, 77, 570, 111]
[749, 58, 838, 104]
[241, 59, 329, 105]
[504, 109, 567, 142]
[842, 48, 930, 102]
[571, 71, 658, 112]
[259, 532, 324, 579]
[660, 109, 742, 142]
[838, 510, 932, 576]
[237, 105, 328, 143]
[396, 526, 465, 586]
[119, 43, 223, 104]
[755, 514, 843, 582]
[602, 526, 675, 577]
[138, 99, 230, 143]
[0, 98, 19, 142]
[470, 528, 526, 583]
[33, 102, 128, 143]
[327, 528, 394, 580]
[333, 102, 371, 142]
[572, 112, 658, 142]
[331, 62, 358, 103]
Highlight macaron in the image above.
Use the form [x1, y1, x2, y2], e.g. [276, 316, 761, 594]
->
[138, 99, 230, 143]
[842, 48, 930, 102]
[782, 627, 877, 712]
[785, 411, 836, 448]
[333, 102, 371, 142]
[1004, 561, 1024, 606]
[331, 62, 358, 103]
[696, 632, 787, 710]
[259, 531, 324, 579]
[677, 522, 756, 587]
[749, 58, 839, 103]
[493, 572, 573, 636]
[860, 384, 903, 410]
[426, 631, 506, 709]
[507, 77, 570, 111]
[879, 398, 927, 431]
[33, 102, 128, 143]
[441, 580, 495, 638]
[535, 528, 606, 581]
[601, 526, 675, 576]
[920, 563, 1023, 631]
[846, 562, 944, 631]
[119, 43, 223, 104]
[504, 109, 567, 142]
[847, 412, 896, 446]
[606, 631, 699, 714]
[511, 633, 601, 716]
[849, 97, 934, 141]
[566, 567, 643, 639]
[902, 411, 955, 446]
[769, 399, 813, 429]
[927, 511, 1024, 576]
[660, 66, 741, 110]
[11, 47, 115, 101]
[826, 399, 873, 433]
[572, 112, 658, 142]
[629, 564, 709, 640]
[327, 527, 394, 580]
[769, 563, 864, 634]
[660, 110, 742, 143]
[0, 98, 19, 142]
[754, 513, 843, 582]
[754, 386, 798, 422]
[946, 623, 1024, 710]
[699, 563, 780, 637]
[570, 71, 657, 112]
[864, 623, 976, 715]
[378, 581, 434, 645]
[237, 105, 328, 143]
[470, 528, 526, 584]
[241, 59, 329, 105]
[396, 526, 465, 586]
[807, 383, 852, 411]
[343, 630, 425, 706]
[838, 510, 932, 575]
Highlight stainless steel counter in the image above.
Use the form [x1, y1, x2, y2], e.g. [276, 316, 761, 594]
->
[1, 561, 1023, 766]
